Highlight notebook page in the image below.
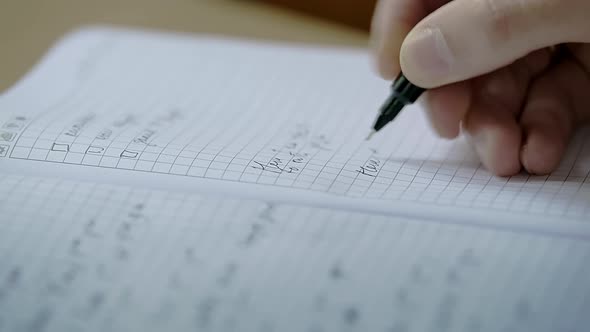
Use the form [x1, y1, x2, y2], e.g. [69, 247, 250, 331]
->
[0, 174, 588, 332]
[0, 27, 588, 229]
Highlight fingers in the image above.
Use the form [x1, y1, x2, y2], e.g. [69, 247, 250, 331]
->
[423, 81, 470, 138]
[427, 47, 589, 176]
[371, 0, 590, 177]
[424, 49, 550, 151]
[520, 55, 590, 175]
[460, 49, 552, 176]
[371, 0, 449, 79]
[424, 49, 550, 140]
[462, 70, 524, 176]
[399, 0, 590, 88]
[370, 0, 424, 79]
[568, 43, 590, 123]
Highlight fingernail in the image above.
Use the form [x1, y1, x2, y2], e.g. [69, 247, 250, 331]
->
[402, 27, 453, 80]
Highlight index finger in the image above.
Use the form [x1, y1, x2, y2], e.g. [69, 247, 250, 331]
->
[371, 0, 450, 79]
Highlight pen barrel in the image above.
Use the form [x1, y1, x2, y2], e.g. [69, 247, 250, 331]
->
[391, 75, 425, 105]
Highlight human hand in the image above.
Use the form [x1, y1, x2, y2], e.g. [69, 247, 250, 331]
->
[371, 0, 590, 176]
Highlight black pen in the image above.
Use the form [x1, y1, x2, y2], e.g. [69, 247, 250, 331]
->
[367, 72, 425, 140]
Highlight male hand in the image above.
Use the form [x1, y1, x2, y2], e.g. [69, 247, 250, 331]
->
[371, 0, 590, 176]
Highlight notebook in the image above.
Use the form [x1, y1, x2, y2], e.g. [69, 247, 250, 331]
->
[0, 26, 588, 332]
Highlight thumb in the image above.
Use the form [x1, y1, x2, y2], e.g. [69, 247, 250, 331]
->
[399, 0, 590, 88]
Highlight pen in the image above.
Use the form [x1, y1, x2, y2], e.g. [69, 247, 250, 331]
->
[367, 72, 425, 140]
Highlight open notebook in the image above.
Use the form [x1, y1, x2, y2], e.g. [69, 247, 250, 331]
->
[0, 27, 589, 332]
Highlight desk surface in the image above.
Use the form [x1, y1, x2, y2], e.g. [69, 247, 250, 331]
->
[0, 0, 368, 92]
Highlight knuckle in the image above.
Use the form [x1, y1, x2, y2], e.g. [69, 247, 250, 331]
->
[478, 0, 524, 44]
[477, 0, 562, 45]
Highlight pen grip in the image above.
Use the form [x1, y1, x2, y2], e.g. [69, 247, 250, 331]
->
[391, 73, 425, 105]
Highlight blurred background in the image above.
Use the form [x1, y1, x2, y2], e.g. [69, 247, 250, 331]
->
[0, 0, 377, 92]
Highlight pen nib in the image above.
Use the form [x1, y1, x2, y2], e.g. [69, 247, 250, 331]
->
[365, 130, 376, 141]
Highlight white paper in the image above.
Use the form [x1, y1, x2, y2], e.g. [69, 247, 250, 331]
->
[0, 174, 588, 332]
[0, 26, 588, 231]
[0, 27, 589, 332]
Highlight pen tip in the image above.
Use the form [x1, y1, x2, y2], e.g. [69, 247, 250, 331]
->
[365, 130, 376, 141]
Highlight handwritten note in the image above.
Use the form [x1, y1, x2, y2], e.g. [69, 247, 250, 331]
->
[0, 27, 588, 228]
[0, 27, 589, 331]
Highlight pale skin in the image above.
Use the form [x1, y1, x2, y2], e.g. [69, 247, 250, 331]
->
[370, 0, 590, 176]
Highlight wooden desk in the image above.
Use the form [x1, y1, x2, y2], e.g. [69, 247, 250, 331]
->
[0, 0, 369, 92]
